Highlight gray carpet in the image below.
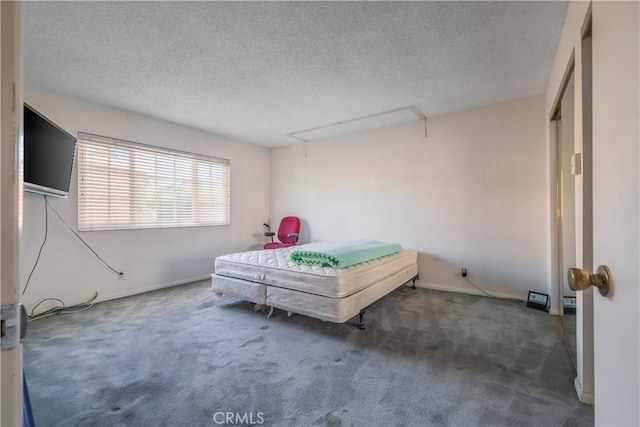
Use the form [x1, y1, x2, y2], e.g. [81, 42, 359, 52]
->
[24, 281, 593, 426]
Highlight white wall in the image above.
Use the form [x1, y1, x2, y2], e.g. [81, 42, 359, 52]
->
[20, 86, 270, 311]
[270, 96, 547, 300]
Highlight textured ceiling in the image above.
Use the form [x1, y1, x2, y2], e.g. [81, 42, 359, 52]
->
[23, 1, 567, 147]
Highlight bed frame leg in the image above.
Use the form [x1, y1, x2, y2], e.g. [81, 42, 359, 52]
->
[358, 310, 366, 330]
[267, 306, 274, 319]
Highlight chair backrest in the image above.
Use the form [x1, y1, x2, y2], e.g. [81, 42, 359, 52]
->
[277, 216, 301, 244]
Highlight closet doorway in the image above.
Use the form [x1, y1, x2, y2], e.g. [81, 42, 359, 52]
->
[550, 19, 594, 404]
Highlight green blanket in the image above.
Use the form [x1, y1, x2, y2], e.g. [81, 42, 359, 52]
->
[290, 240, 403, 269]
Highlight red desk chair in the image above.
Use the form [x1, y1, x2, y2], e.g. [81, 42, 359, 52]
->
[264, 216, 301, 249]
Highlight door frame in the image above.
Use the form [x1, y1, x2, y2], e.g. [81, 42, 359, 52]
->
[547, 6, 595, 405]
[0, 1, 24, 425]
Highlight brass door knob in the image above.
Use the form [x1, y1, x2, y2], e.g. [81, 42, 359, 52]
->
[568, 265, 612, 297]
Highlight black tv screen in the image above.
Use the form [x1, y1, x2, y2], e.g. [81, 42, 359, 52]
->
[24, 104, 77, 198]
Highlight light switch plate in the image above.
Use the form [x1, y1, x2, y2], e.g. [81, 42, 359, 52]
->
[571, 153, 582, 175]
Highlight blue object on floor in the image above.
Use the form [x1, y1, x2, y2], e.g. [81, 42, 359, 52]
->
[23, 371, 35, 427]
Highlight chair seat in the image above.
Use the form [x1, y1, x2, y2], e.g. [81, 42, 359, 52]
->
[264, 242, 295, 250]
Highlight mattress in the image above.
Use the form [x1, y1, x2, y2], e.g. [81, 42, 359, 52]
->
[214, 243, 417, 298]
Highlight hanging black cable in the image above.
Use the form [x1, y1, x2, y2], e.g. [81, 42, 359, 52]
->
[22, 195, 123, 297]
[22, 195, 48, 296]
[45, 198, 123, 276]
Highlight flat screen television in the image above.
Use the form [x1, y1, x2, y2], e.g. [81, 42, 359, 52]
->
[24, 104, 77, 198]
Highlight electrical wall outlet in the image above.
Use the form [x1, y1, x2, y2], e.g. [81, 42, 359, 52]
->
[461, 268, 467, 277]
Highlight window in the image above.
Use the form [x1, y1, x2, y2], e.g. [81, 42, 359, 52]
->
[77, 133, 230, 231]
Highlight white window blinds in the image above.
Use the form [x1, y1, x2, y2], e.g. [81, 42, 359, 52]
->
[77, 133, 230, 231]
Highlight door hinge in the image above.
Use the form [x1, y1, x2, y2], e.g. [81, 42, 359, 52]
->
[1, 303, 27, 351]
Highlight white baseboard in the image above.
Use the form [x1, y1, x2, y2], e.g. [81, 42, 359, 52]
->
[39, 277, 531, 316]
[29, 275, 211, 314]
[549, 307, 562, 316]
[413, 281, 525, 302]
[574, 377, 595, 405]
[97, 275, 211, 304]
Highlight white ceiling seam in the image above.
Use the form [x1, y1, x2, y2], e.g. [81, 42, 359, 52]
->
[23, 1, 569, 147]
[287, 106, 427, 142]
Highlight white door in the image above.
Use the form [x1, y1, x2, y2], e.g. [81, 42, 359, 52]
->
[0, 2, 24, 426]
[591, 2, 640, 425]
